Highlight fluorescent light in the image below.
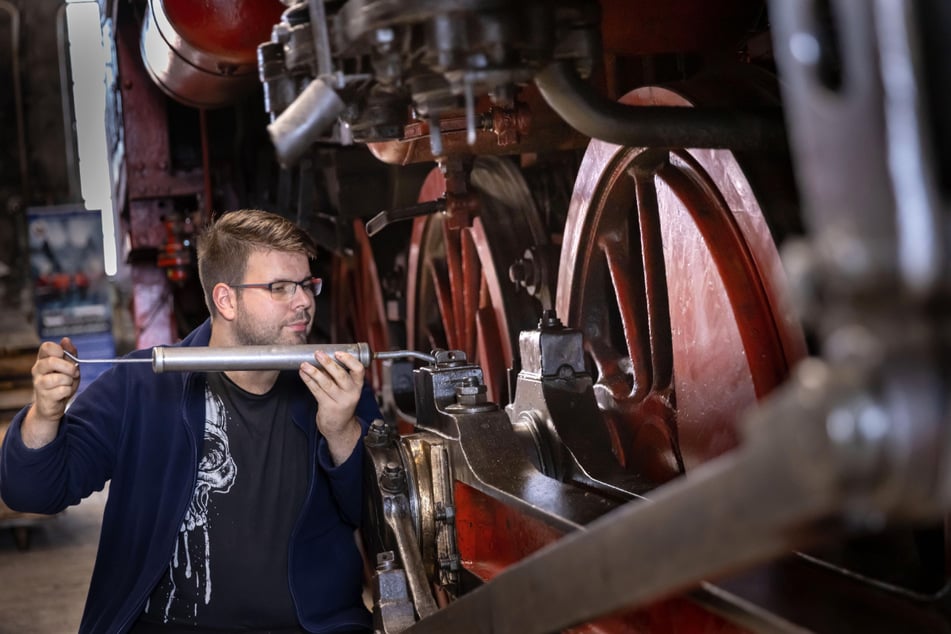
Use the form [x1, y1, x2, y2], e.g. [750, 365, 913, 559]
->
[66, 0, 117, 276]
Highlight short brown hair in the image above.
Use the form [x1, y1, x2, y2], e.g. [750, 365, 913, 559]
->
[196, 209, 317, 316]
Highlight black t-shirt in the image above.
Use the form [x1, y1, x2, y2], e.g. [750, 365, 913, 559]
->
[140, 371, 309, 629]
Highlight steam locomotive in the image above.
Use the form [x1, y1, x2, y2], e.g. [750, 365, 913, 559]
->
[4, 0, 950, 631]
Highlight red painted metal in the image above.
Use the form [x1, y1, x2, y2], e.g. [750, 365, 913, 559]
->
[331, 220, 392, 394]
[556, 86, 806, 482]
[455, 483, 752, 633]
[162, 0, 283, 63]
[598, 0, 762, 56]
[405, 165, 542, 403]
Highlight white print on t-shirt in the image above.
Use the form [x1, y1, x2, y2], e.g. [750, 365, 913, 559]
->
[158, 386, 237, 619]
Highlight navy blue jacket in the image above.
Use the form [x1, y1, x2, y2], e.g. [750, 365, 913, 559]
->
[0, 320, 379, 633]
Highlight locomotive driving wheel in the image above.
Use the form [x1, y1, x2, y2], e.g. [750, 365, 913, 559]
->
[331, 219, 392, 394]
[406, 156, 548, 404]
[556, 84, 807, 486]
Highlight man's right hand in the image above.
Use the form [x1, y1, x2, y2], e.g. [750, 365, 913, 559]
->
[22, 337, 80, 449]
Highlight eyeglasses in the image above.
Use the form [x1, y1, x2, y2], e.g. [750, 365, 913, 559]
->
[230, 276, 322, 301]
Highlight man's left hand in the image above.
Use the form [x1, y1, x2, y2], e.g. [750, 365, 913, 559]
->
[300, 350, 365, 465]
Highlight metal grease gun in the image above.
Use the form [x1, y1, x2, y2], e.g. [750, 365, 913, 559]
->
[64, 344, 436, 373]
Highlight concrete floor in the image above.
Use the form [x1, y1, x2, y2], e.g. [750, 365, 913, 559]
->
[0, 489, 105, 633]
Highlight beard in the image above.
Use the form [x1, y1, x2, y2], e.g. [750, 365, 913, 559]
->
[232, 308, 312, 346]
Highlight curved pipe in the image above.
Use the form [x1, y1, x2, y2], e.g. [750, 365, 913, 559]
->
[534, 61, 787, 151]
[267, 77, 345, 167]
[0, 0, 28, 198]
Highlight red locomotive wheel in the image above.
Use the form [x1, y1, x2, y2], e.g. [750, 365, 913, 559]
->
[407, 157, 548, 404]
[556, 85, 807, 485]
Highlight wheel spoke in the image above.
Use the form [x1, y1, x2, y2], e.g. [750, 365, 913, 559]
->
[475, 306, 506, 402]
[442, 218, 466, 352]
[556, 85, 804, 479]
[429, 257, 456, 350]
[407, 158, 547, 405]
[600, 238, 651, 398]
[461, 227, 481, 357]
[630, 161, 674, 393]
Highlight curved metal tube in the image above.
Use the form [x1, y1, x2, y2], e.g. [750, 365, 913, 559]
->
[267, 77, 345, 167]
[534, 61, 787, 151]
[375, 350, 436, 364]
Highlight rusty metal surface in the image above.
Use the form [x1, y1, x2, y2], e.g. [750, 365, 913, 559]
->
[367, 85, 589, 165]
[115, 13, 203, 201]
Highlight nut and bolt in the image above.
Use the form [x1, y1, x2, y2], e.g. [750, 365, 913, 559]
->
[376, 550, 397, 571]
[435, 502, 456, 523]
[380, 461, 407, 493]
[365, 419, 391, 448]
[438, 554, 461, 572]
[509, 258, 535, 285]
[455, 376, 488, 405]
[538, 309, 562, 329]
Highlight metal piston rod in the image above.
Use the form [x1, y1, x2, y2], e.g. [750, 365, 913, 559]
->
[64, 345, 436, 373]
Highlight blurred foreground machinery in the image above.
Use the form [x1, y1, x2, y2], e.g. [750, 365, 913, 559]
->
[113, 0, 951, 631]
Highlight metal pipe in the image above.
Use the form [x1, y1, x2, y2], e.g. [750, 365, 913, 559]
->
[65, 345, 438, 372]
[534, 61, 787, 151]
[0, 0, 29, 199]
[152, 343, 373, 373]
[266, 77, 345, 167]
[375, 350, 436, 364]
[307, 0, 333, 78]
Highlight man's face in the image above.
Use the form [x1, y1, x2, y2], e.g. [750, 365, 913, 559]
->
[232, 249, 314, 346]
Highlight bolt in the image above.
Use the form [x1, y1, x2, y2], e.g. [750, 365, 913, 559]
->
[376, 550, 397, 571]
[365, 419, 390, 448]
[438, 554, 461, 572]
[380, 461, 406, 493]
[455, 377, 487, 405]
[538, 309, 562, 329]
[435, 502, 455, 523]
[509, 259, 533, 285]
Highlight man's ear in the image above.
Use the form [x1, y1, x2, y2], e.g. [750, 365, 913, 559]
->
[212, 283, 237, 321]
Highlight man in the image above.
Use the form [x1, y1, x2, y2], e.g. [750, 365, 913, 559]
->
[0, 209, 379, 633]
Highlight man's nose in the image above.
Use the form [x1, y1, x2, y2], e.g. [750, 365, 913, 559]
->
[289, 283, 313, 308]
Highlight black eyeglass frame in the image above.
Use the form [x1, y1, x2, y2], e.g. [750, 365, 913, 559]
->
[229, 276, 323, 299]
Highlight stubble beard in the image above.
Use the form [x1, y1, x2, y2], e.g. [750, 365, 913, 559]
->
[233, 309, 312, 346]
